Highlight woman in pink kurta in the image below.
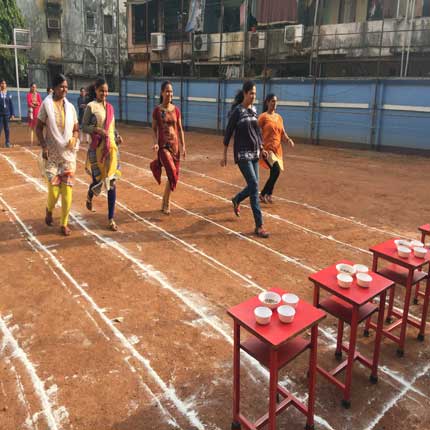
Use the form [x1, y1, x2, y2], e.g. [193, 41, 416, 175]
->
[27, 83, 42, 144]
[150, 81, 186, 215]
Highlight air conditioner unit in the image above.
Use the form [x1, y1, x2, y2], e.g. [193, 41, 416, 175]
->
[284, 24, 304, 45]
[193, 34, 208, 52]
[47, 17, 61, 30]
[151, 32, 166, 51]
[249, 31, 266, 50]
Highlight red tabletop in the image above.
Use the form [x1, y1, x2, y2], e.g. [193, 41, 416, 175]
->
[309, 260, 395, 306]
[370, 239, 430, 270]
[227, 288, 325, 348]
[419, 224, 430, 234]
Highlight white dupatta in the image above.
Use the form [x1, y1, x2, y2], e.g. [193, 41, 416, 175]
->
[43, 94, 78, 162]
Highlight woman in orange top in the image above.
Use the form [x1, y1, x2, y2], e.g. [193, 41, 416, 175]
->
[258, 93, 294, 203]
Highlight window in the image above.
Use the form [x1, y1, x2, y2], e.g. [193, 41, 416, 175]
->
[132, 3, 158, 44]
[104, 15, 113, 34]
[86, 12, 96, 32]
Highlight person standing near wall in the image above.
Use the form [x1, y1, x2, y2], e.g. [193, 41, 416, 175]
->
[258, 93, 294, 204]
[83, 77, 123, 231]
[221, 80, 269, 238]
[36, 74, 80, 236]
[0, 79, 15, 148]
[27, 83, 42, 146]
[77, 87, 89, 143]
[150, 80, 186, 215]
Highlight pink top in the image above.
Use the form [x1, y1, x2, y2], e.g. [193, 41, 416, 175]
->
[309, 260, 395, 306]
[370, 239, 430, 270]
[227, 287, 325, 347]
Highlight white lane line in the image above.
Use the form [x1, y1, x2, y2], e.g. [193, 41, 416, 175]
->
[0, 317, 62, 430]
[366, 363, 430, 429]
[121, 149, 407, 239]
[0, 192, 205, 430]
[2, 195, 180, 428]
[9, 150, 336, 430]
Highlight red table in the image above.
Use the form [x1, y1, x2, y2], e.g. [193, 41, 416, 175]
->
[418, 224, 430, 244]
[309, 260, 394, 408]
[227, 288, 325, 430]
[365, 239, 430, 356]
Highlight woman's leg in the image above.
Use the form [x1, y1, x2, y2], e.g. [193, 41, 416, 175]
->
[4, 117, 10, 148]
[46, 182, 60, 225]
[108, 183, 116, 221]
[162, 181, 171, 214]
[261, 162, 281, 197]
[60, 184, 72, 227]
[237, 160, 263, 229]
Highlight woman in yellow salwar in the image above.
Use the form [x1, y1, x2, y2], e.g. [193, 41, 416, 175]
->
[82, 78, 122, 231]
[36, 74, 79, 237]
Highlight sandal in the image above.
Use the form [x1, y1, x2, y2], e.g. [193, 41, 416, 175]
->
[255, 226, 269, 239]
[161, 208, 171, 215]
[108, 219, 118, 231]
[266, 195, 273, 204]
[60, 226, 71, 236]
[45, 208, 53, 226]
[231, 198, 240, 217]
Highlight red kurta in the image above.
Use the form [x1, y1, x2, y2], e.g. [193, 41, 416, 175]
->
[27, 92, 42, 129]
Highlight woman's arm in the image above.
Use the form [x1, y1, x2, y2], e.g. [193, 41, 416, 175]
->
[221, 108, 239, 166]
[177, 110, 186, 159]
[152, 117, 159, 152]
[282, 128, 294, 147]
[36, 119, 48, 159]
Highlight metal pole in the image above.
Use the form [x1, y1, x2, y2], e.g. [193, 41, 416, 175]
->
[309, 0, 320, 77]
[101, 3, 105, 77]
[404, 0, 416, 77]
[146, 1, 150, 123]
[377, 2, 385, 76]
[217, 0, 224, 132]
[13, 30, 22, 119]
[400, 0, 411, 76]
[180, 0, 184, 113]
[117, 0, 122, 120]
[396, 0, 401, 18]
[242, 0, 249, 78]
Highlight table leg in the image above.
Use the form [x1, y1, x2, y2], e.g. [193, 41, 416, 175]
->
[421, 232, 426, 244]
[386, 285, 396, 323]
[335, 319, 344, 359]
[397, 270, 414, 356]
[313, 284, 320, 307]
[268, 349, 278, 430]
[418, 276, 430, 341]
[371, 290, 387, 382]
[232, 322, 241, 426]
[365, 255, 380, 334]
[342, 306, 358, 408]
[306, 324, 318, 430]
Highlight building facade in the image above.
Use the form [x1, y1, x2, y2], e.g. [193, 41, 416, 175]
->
[126, 0, 430, 78]
[16, 0, 128, 90]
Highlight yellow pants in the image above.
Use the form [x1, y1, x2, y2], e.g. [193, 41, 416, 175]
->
[47, 183, 72, 227]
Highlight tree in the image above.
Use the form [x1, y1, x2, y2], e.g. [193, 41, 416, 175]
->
[0, 0, 28, 84]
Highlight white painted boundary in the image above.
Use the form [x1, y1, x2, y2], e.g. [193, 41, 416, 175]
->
[382, 104, 430, 113]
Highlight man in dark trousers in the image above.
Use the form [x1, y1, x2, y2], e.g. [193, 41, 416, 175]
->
[0, 79, 15, 148]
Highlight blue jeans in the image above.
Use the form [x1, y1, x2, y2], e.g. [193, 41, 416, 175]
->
[234, 159, 263, 229]
[0, 115, 10, 147]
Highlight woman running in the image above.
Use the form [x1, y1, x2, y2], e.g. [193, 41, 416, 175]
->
[259, 93, 294, 203]
[36, 74, 79, 236]
[150, 80, 186, 215]
[27, 83, 42, 145]
[221, 80, 269, 238]
[82, 77, 123, 231]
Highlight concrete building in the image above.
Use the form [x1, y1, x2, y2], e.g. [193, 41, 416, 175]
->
[125, 0, 430, 78]
[16, 0, 128, 90]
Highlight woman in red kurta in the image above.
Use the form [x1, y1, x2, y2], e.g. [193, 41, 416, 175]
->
[150, 81, 186, 215]
[27, 83, 42, 145]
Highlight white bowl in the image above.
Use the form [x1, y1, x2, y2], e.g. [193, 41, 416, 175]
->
[337, 273, 353, 289]
[410, 240, 424, 248]
[282, 293, 299, 308]
[357, 273, 372, 288]
[254, 306, 272, 325]
[353, 264, 369, 274]
[394, 239, 411, 248]
[397, 245, 411, 258]
[278, 305, 296, 323]
[336, 263, 356, 276]
[258, 292, 281, 309]
[413, 247, 427, 259]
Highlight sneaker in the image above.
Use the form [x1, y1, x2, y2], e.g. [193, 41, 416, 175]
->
[255, 226, 269, 238]
[231, 198, 240, 217]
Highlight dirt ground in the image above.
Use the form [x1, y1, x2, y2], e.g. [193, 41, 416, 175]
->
[0, 122, 430, 430]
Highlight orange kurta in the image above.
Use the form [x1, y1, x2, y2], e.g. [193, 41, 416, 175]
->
[258, 112, 285, 171]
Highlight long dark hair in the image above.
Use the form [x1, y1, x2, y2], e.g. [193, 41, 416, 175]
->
[231, 80, 256, 112]
[159, 80, 172, 104]
[263, 93, 276, 113]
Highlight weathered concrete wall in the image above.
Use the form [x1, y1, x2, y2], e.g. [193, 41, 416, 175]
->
[15, 0, 127, 90]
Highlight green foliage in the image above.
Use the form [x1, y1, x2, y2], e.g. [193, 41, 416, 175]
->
[0, 0, 28, 84]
